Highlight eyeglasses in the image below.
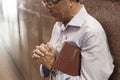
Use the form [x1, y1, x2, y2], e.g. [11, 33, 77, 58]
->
[41, 0, 60, 7]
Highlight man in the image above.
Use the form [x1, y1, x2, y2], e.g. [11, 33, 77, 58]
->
[32, 0, 114, 80]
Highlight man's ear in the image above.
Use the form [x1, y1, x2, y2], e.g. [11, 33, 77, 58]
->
[69, 0, 74, 8]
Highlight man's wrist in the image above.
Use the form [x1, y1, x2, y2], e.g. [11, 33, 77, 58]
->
[50, 68, 58, 77]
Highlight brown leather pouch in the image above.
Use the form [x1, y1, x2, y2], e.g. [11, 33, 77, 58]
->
[53, 42, 81, 76]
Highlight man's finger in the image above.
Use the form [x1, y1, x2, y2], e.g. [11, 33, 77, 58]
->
[35, 49, 45, 56]
[39, 45, 46, 54]
[35, 46, 40, 50]
[47, 42, 54, 52]
[32, 53, 41, 59]
[44, 45, 50, 52]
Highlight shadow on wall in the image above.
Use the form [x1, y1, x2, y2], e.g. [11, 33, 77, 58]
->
[81, 0, 120, 80]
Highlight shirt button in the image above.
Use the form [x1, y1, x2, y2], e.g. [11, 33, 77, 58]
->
[65, 36, 67, 40]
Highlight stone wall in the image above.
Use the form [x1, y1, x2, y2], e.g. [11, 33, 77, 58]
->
[17, 0, 55, 80]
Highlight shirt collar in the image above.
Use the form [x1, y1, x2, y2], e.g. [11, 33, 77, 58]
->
[56, 5, 88, 30]
[67, 5, 88, 28]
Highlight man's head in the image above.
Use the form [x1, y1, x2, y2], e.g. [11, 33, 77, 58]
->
[42, 0, 80, 7]
[41, 0, 81, 24]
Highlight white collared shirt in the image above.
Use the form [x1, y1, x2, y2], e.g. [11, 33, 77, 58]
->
[40, 5, 114, 80]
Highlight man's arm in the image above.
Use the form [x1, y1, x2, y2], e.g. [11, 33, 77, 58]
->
[32, 43, 56, 78]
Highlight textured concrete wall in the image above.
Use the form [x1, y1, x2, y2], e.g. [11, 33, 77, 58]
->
[17, 0, 55, 80]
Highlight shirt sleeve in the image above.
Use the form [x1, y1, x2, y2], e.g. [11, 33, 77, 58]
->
[39, 64, 50, 78]
[79, 31, 114, 80]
